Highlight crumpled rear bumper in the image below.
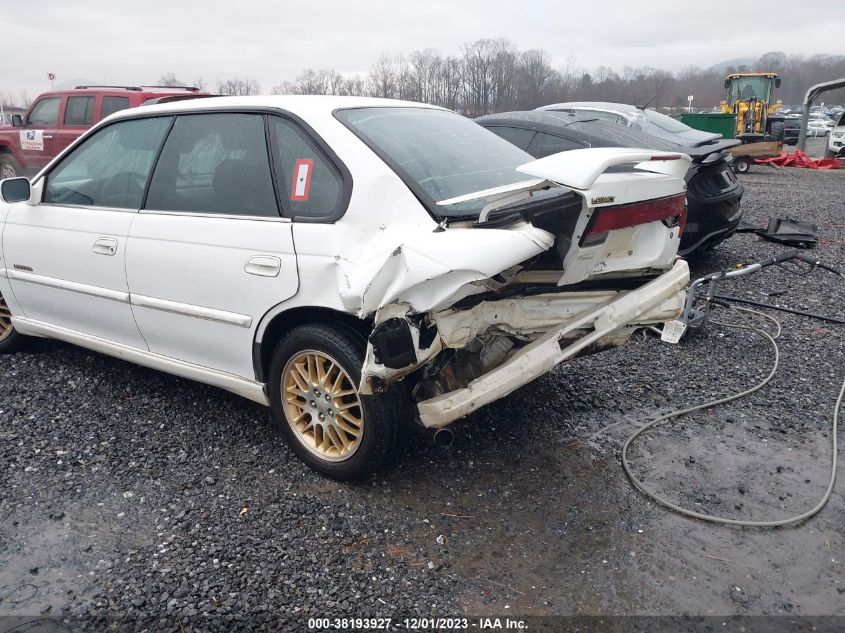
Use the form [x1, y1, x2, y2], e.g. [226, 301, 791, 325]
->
[416, 259, 690, 428]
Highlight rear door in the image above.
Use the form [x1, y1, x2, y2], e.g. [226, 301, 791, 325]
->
[57, 94, 96, 155]
[125, 112, 301, 379]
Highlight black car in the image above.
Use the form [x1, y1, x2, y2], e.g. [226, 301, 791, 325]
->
[476, 111, 744, 256]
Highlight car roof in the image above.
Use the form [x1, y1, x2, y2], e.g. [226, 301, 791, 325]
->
[477, 110, 732, 159]
[107, 95, 445, 120]
[538, 102, 643, 116]
[478, 111, 684, 151]
[477, 110, 591, 127]
[31, 86, 207, 100]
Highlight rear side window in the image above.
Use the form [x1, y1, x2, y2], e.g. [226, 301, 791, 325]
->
[530, 133, 587, 157]
[64, 96, 95, 126]
[486, 126, 536, 151]
[578, 109, 622, 124]
[44, 117, 171, 209]
[145, 113, 279, 218]
[102, 96, 130, 119]
[336, 107, 533, 218]
[270, 117, 343, 220]
[27, 98, 61, 126]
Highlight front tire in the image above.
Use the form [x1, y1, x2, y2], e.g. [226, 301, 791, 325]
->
[0, 154, 21, 180]
[0, 292, 29, 353]
[268, 323, 402, 480]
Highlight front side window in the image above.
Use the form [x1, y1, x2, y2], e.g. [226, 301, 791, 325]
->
[27, 98, 61, 126]
[102, 96, 130, 119]
[44, 117, 171, 209]
[729, 77, 772, 103]
[336, 107, 535, 218]
[270, 117, 343, 220]
[145, 113, 278, 218]
[64, 96, 95, 126]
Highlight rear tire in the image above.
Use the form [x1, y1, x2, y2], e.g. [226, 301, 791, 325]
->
[0, 154, 21, 180]
[769, 121, 784, 142]
[733, 158, 750, 174]
[268, 323, 402, 480]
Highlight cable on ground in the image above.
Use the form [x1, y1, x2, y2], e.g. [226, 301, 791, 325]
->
[622, 304, 843, 527]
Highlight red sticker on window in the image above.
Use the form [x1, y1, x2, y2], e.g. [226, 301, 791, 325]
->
[291, 159, 314, 201]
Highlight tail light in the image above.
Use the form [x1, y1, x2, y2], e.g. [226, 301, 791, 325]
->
[581, 193, 686, 246]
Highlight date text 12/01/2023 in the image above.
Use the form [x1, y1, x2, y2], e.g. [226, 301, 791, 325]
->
[307, 617, 527, 630]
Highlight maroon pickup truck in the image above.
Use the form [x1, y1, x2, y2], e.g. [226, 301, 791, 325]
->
[0, 85, 207, 179]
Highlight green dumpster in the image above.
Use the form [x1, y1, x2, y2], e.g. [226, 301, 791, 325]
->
[679, 113, 737, 139]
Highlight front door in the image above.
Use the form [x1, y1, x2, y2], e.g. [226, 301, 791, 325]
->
[3, 116, 172, 348]
[17, 96, 64, 174]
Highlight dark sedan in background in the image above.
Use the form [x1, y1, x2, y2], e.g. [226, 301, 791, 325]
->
[476, 111, 744, 256]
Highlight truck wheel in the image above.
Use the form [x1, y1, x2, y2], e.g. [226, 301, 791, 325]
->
[733, 158, 751, 174]
[268, 323, 403, 480]
[769, 121, 784, 141]
[0, 154, 20, 180]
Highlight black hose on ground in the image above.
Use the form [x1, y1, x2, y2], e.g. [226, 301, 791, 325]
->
[712, 294, 845, 325]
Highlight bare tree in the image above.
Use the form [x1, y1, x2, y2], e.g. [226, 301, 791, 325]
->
[368, 54, 399, 98]
[461, 39, 505, 116]
[216, 77, 261, 95]
[157, 73, 185, 87]
[515, 49, 556, 109]
[271, 69, 367, 97]
[265, 45, 845, 114]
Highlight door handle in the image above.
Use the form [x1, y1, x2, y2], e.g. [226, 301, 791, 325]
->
[42, 134, 54, 139]
[245, 256, 281, 277]
[92, 237, 118, 256]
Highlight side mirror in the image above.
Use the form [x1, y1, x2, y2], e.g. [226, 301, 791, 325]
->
[11, 114, 23, 127]
[775, 78, 782, 89]
[0, 177, 31, 203]
[724, 79, 730, 89]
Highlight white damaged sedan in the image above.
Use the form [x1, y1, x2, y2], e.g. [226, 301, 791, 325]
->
[0, 96, 690, 479]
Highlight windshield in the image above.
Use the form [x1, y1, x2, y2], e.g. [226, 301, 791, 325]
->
[336, 107, 536, 217]
[642, 109, 694, 133]
[728, 76, 773, 104]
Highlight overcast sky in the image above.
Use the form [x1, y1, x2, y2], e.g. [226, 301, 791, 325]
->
[4, 0, 840, 97]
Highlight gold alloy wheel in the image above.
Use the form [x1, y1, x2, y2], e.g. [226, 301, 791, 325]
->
[282, 350, 364, 462]
[0, 293, 13, 342]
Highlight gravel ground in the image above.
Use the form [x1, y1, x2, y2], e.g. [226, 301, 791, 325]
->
[1, 166, 843, 630]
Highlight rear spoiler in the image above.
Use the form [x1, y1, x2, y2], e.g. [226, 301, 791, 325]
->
[516, 148, 691, 190]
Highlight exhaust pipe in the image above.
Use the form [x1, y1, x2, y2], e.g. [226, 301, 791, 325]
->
[432, 428, 454, 448]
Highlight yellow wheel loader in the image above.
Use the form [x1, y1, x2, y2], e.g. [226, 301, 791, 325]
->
[720, 72, 785, 142]
[718, 72, 786, 172]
